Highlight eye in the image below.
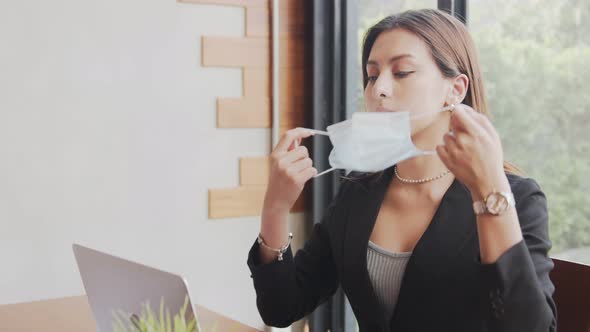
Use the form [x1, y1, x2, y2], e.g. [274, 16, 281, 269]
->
[394, 71, 414, 78]
[367, 75, 378, 83]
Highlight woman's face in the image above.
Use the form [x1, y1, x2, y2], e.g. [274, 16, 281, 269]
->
[364, 28, 457, 136]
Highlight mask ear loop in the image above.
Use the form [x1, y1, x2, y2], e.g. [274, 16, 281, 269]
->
[447, 103, 456, 137]
[299, 128, 333, 178]
[415, 103, 456, 155]
[314, 167, 337, 178]
[305, 129, 329, 136]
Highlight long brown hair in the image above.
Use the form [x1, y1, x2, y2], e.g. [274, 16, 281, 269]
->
[360, 9, 522, 175]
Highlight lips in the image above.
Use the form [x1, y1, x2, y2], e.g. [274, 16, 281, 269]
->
[375, 106, 394, 112]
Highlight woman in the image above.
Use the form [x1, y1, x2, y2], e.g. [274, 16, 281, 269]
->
[247, 9, 556, 332]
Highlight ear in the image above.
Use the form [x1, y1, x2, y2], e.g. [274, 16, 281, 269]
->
[446, 74, 469, 105]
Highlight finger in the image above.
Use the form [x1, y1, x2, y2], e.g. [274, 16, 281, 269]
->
[294, 166, 318, 184]
[436, 144, 453, 169]
[279, 146, 309, 167]
[442, 131, 460, 159]
[288, 138, 302, 151]
[288, 157, 313, 175]
[443, 130, 458, 148]
[274, 128, 314, 153]
[450, 104, 483, 135]
[453, 131, 471, 150]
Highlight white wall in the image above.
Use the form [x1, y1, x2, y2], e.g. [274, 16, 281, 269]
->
[0, 1, 298, 329]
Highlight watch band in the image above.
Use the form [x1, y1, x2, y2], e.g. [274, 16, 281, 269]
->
[473, 191, 515, 216]
[473, 200, 488, 215]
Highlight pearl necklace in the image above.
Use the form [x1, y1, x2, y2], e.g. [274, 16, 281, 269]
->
[394, 165, 451, 184]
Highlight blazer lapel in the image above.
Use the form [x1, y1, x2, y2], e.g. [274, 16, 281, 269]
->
[389, 177, 477, 330]
[406, 178, 476, 278]
[341, 167, 396, 326]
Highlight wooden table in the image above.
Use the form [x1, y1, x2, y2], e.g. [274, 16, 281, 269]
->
[0, 295, 261, 332]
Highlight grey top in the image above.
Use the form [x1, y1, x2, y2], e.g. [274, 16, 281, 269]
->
[366, 240, 412, 320]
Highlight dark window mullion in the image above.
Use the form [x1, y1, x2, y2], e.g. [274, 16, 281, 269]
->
[439, 0, 468, 24]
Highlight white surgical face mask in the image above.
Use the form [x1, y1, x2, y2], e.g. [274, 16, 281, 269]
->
[307, 105, 454, 178]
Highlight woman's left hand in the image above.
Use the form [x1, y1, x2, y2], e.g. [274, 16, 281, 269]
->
[436, 104, 510, 201]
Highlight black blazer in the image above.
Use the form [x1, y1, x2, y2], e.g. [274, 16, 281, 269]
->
[247, 166, 557, 331]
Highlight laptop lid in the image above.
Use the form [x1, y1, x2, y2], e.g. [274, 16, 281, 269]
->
[72, 243, 201, 332]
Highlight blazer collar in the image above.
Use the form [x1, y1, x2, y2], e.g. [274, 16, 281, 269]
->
[342, 165, 476, 326]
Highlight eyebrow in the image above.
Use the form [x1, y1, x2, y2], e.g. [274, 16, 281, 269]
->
[366, 54, 415, 66]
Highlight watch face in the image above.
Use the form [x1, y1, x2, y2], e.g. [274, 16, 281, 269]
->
[486, 193, 509, 215]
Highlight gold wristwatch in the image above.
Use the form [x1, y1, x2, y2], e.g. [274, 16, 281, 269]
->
[473, 190, 515, 216]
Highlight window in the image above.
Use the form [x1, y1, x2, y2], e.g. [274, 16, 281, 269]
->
[470, 0, 590, 264]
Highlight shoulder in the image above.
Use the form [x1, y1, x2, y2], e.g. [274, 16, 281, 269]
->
[505, 173, 549, 229]
[505, 173, 545, 203]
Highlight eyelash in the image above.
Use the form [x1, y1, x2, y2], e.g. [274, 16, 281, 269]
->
[394, 71, 414, 78]
[367, 71, 414, 82]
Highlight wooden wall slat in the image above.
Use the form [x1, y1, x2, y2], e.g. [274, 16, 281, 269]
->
[209, 185, 266, 219]
[217, 97, 305, 130]
[244, 67, 304, 99]
[217, 97, 270, 127]
[238, 156, 306, 215]
[246, 7, 269, 37]
[203, 36, 303, 69]
[240, 157, 269, 185]
[178, 0, 267, 7]
[202, 37, 268, 68]
[209, 184, 305, 218]
[243, 67, 269, 97]
[179, 0, 303, 9]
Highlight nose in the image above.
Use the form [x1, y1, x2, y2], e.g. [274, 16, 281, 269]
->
[371, 74, 392, 99]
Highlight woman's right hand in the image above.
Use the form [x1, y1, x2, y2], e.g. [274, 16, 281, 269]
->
[263, 128, 318, 214]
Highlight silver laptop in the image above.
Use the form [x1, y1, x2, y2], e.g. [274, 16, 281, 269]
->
[72, 243, 202, 332]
